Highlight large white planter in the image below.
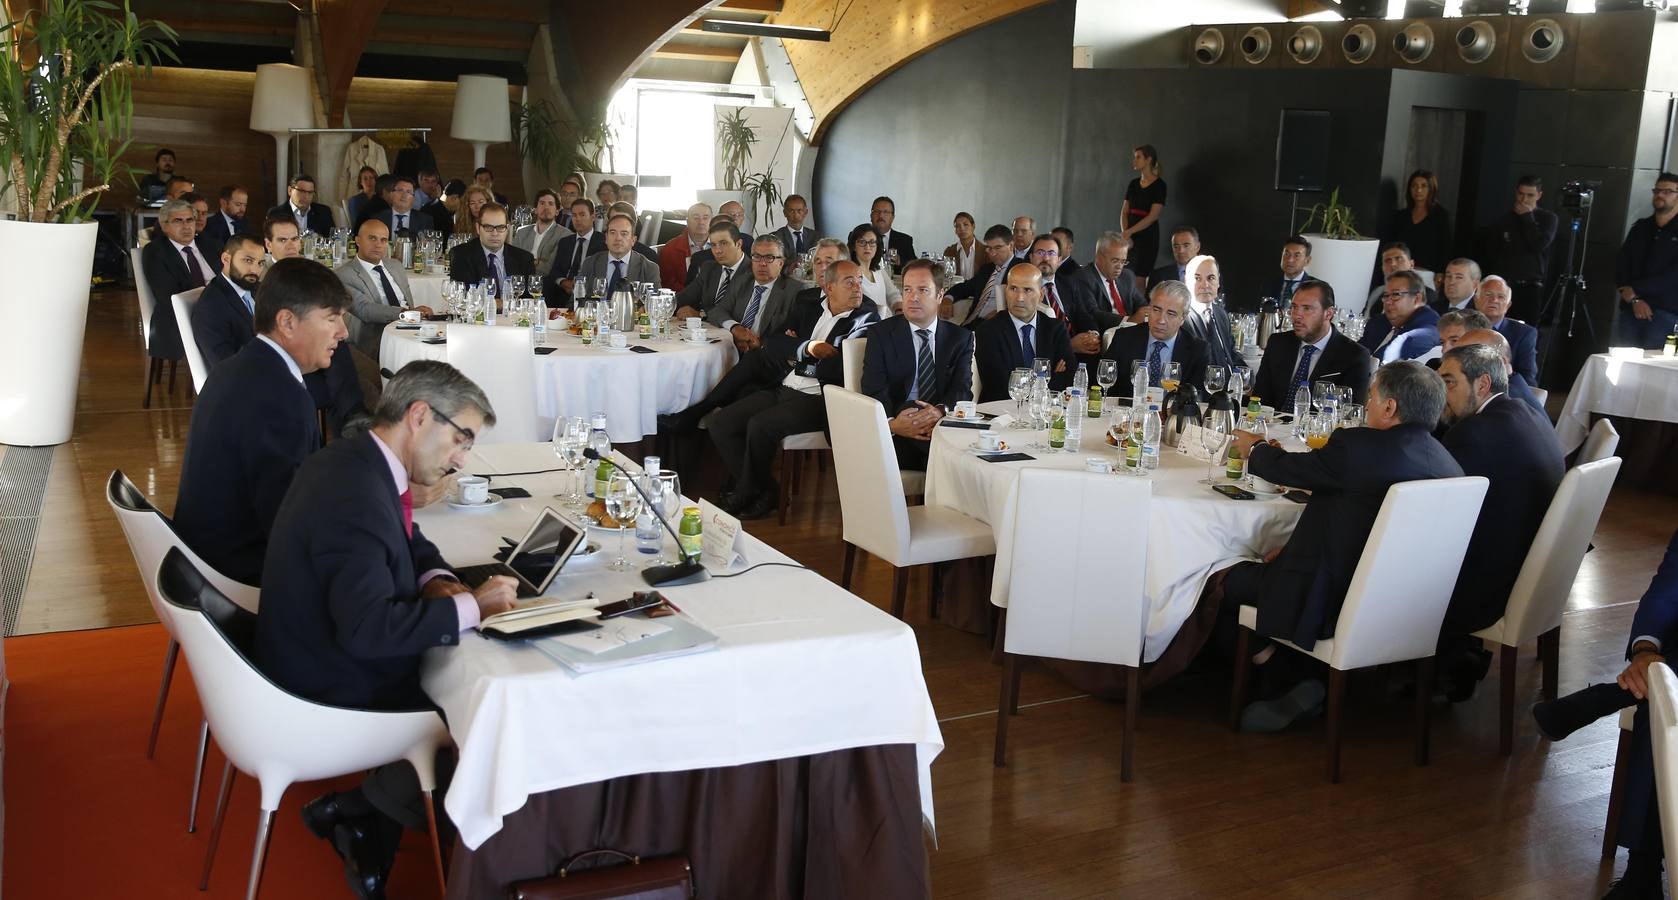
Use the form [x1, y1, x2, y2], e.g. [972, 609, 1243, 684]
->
[1303, 234, 1380, 314]
[0, 219, 97, 445]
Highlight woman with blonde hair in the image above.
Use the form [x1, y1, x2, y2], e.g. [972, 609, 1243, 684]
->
[455, 183, 494, 234]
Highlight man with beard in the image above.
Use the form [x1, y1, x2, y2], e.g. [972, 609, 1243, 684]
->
[191, 233, 268, 367]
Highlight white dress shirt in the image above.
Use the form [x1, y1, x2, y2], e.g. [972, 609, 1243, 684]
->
[171, 237, 215, 284]
[952, 241, 977, 279]
[783, 301, 848, 394]
[359, 257, 408, 305]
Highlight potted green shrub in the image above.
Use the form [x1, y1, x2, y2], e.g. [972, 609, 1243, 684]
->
[1298, 187, 1379, 315]
[0, 0, 176, 445]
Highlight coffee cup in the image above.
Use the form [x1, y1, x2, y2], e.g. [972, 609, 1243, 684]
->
[1249, 474, 1282, 495]
[954, 400, 978, 420]
[1085, 457, 1112, 474]
[685, 317, 704, 333]
[977, 431, 1002, 451]
[610, 332, 628, 349]
[400, 309, 422, 323]
[420, 322, 441, 339]
[457, 475, 490, 505]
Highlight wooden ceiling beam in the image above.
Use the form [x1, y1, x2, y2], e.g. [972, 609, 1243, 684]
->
[316, 0, 390, 124]
[653, 45, 742, 63]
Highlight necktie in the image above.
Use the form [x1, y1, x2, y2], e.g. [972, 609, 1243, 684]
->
[486, 252, 502, 298]
[1282, 279, 1297, 303]
[715, 265, 734, 303]
[1020, 323, 1035, 368]
[1107, 277, 1122, 313]
[1148, 340, 1165, 387]
[240, 291, 254, 316]
[743, 284, 766, 333]
[608, 259, 625, 298]
[181, 245, 205, 288]
[915, 328, 936, 402]
[373, 264, 400, 306]
[1290, 344, 1318, 402]
[793, 230, 804, 255]
[1044, 281, 1066, 320]
[395, 214, 407, 235]
[400, 489, 414, 538]
[571, 237, 585, 275]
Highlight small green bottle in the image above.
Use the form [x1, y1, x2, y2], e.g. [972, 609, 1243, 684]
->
[1048, 408, 1066, 449]
[1226, 442, 1245, 481]
[638, 309, 653, 340]
[594, 458, 613, 501]
[1087, 383, 1103, 418]
[678, 506, 703, 559]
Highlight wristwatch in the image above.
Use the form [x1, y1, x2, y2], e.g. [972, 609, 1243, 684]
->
[1633, 639, 1661, 657]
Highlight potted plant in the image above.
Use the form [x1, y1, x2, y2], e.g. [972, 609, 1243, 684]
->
[0, 0, 176, 445]
[699, 106, 754, 227]
[1297, 187, 1379, 316]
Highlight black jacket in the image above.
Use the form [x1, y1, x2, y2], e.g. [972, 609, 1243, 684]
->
[1251, 328, 1373, 410]
[973, 311, 1074, 403]
[880, 230, 916, 274]
[1073, 265, 1146, 321]
[1182, 303, 1239, 371]
[172, 339, 321, 586]
[265, 202, 335, 238]
[254, 433, 461, 710]
[1101, 325, 1209, 399]
[765, 295, 879, 386]
[1246, 423, 1465, 649]
[1617, 213, 1678, 314]
[141, 235, 219, 359]
[861, 315, 973, 414]
[200, 212, 245, 250]
[541, 232, 608, 305]
[191, 274, 256, 368]
[1494, 317, 1540, 386]
[372, 207, 434, 239]
[448, 239, 536, 288]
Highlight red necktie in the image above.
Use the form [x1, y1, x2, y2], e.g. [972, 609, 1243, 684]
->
[400, 489, 413, 538]
[1107, 278, 1122, 312]
[1044, 282, 1066, 320]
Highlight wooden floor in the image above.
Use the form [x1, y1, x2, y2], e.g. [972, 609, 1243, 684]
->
[20, 286, 1678, 897]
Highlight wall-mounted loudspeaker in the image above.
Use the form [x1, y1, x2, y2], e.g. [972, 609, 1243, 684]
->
[1275, 109, 1331, 193]
[1341, 23, 1378, 64]
[1521, 18, 1565, 63]
[1240, 26, 1273, 65]
[1393, 21, 1434, 64]
[1455, 20, 1498, 64]
[1286, 25, 1324, 64]
[1193, 27, 1226, 65]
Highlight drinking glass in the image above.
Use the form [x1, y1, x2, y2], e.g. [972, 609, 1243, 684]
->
[605, 473, 642, 571]
[589, 277, 607, 300]
[554, 417, 589, 509]
[1007, 368, 1031, 417]
[647, 470, 682, 566]
[1097, 359, 1118, 396]
[1205, 365, 1227, 397]
[1292, 387, 1313, 439]
[1202, 409, 1231, 485]
[1313, 380, 1335, 404]
[1341, 404, 1365, 429]
[1335, 385, 1355, 409]
[505, 275, 524, 300]
[529, 278, 545, 307]
[1161, 362, 1182, 394]
[1230, 365, 1251, 401]
[1031, 357, 1050, 382]
[1305, 412, 1333, 450]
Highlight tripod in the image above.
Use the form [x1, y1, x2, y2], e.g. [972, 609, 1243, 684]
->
[1538, 208, 1595, 385]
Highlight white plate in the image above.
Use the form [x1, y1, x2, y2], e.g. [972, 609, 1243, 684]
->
[574, 541, 604, 557]
[447, 494, 504, 511]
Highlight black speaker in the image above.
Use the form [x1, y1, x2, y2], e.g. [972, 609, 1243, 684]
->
[1275, 109, 1331, 192]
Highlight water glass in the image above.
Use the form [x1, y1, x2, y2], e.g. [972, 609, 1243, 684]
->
[1205, 365, 1227, 396]
[647, 470, 682, 566]
[1008, 368, 1031, 416]
[1031, 357, 1051, 381]
[605, 473, 642, 571]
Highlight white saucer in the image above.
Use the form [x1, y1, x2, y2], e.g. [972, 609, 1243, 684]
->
[683, 336, 709, 345]
[1248, 488, 1287, 501]
[574, 541, 604, 557]
[447, 494, 504, 511]
[603, 344, 631, 352]
[968, 440, 1010, 454]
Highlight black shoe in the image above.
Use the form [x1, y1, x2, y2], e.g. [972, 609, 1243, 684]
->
[302, 790, 367, 841]
[331, 821, 390, 900]
[1441, 647, 1494, 703]
[658, 407, 705, 434]
[1534, 682, 1637, 742]
[1603, 851, 1664, 899]
[736, 491, 779, 520]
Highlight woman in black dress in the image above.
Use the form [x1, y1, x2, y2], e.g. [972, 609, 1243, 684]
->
[1386, 169, 1452, 273]
[1121, 145, 1167, 279]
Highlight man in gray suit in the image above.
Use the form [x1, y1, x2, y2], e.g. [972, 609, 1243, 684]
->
[512, 188, 566, 278]
[575, 212, 661, 298]
[335, 218, 430, 363]
[675, 220, 751, 323]
[768, 193, 817, 258]
[707, 235, 802, 355]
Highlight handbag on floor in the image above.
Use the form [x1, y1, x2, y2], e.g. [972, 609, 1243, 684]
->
[507, 849, 693, 899]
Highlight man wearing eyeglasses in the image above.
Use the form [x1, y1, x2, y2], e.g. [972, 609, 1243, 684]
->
[574, 213, 660, 306]
[371, 174, 432, 239]
[264, 173, 334, 238]
[1072, 231, 1146, 326]
[707, 235, 801, 354]
[139, 198, 216, 375]
[1359, 269, 1441, 363]
[446, 203, 536, 301]
[1028, 235, 1104, 366]
[947, 224, 1019, 325]
[1614, 172, 1678, 350]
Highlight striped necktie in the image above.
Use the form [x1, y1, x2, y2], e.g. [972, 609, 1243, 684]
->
[915, 328, 936, 402]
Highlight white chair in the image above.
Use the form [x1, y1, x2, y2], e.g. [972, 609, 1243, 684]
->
[993, 468, 1151, 779]
[171, 287, 209, 394]
[1605, 705, 1639, 857]
[446, 323, 540, 443]
[133, 247, 175, 407]
[1580, 418, 1620, 464]
[842, 336, 868, 393]
[1532, 386, 1550, 410]
[1474, 457, 1621, 754]
[774, 338, 874, 527]
[105, 470, 258, 833]
[1648, 664, 1678, 868]
[824, 386, 994, 618]
[156, 549, 451, 900]
[1229, 476, 1489, 782]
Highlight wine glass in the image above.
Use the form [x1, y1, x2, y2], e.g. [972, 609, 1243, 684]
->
[605, 473, 642, 571]
[529, 277, 545, 309]
[1341, 403, 1365, 429]
[507, 275, 526, 300]
[1097, 359, 1118, 398]
[1202, 409, 1231, 485]
[1205, 365, 1227, 398]
[1161, 362, 1182, 394]
[555, 417, 589, 509]
[1008, 368, 1031, 417]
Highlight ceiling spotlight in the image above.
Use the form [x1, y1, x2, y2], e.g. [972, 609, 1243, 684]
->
[700, 20, 832, 41]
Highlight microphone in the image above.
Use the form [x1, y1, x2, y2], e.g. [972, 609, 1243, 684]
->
[582, 448, 708, 587]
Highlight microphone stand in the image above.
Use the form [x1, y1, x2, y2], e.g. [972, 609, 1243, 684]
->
[583, 448, 709, 586]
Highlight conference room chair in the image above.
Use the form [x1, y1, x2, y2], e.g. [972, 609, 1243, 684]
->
[993, 468, 1151, 780]
[1474, 457, 1622, 755]
[824, 386, 994, 618]
[132, 247, 176, 408]
[155, 549, 452, 900]
[1532, 386, 1550, 410]
[770, 335, 875, 526]
[1604, 705, 1639, 858]
[171, 287, 209, 394]
[447, 323, 540, 443]
[1103, 325, 1121, 351]
[1580, 418, 1621, 465]
[1647, 663, 1678, 867]
[105, 469, 258, 834]
[1229, 476, 1489, 782]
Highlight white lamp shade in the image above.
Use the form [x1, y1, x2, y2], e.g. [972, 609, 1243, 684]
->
[451, 74, 513, 143]
[249, 63, 315, 135]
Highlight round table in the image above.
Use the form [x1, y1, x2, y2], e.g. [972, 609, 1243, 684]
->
[407, 271, 451, 310]
[924, 401, 1303, 663]
[381, 322, 738, 442]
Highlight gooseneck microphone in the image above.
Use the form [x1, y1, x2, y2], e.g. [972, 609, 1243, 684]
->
[582, 448, 709, 587]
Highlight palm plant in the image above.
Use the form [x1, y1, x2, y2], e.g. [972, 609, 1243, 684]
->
[716, 106, 756, 191]
[1299, 187, 1363, 239]
[515, 98, 611, 179]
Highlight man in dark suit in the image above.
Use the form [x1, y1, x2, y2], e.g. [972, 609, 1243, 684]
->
[265, 173, 334, 238]
[1475, 275, 1541, 385]
[1101, 280, 1207, 398]
[541, 198, 605, 305]
[862, 259, 975, 470]
[770, 194, 817, 258]
[1074, 232, 1147, 324]
[201, 185, 248, 249]
[1434, 258, 1482, 314]
[1262, 235, 1317, 306]
[1182, 254, 1239, 371]
[1251, 280, 1373, 410]
[949, 224, 1017, 326]
[573, 212, 662, 301]
[1027, 234, 1105, 354]
[191, 233, 265, 368]
[1052, 226, 1082, 279]
[141, 199, 218, 373]
[172, 259, 348, 586]
[263, 216, 372, 439]
[1149, 225, 1201, 288]
[974, 262, 1076, 402]
[1224, 361, 1463, 730]
[1453, 327, 1546, 418]
[871, 195, 915, 273]
[674, 220, 750, 322]
[1362, 269, 1441, 363]
[256, 361, 517, 897]
[371, 174, 432, 239]
[709, 259, 879, 517]
[474, 166, 510, 207]
[1367, 243, 1440, 316]
[447, 203, 535, 301]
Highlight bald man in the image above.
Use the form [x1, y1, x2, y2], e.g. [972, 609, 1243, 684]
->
[1454, 327, 1545, 416]
[972, 262, 1075, 401]
[662, 203, 712, 291]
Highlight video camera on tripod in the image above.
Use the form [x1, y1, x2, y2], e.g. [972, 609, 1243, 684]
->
[1560, 180, 1598, 217]
[1538, 180, 1602, 382]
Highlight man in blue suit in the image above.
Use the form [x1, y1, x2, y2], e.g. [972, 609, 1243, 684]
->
[1361, 269, 1440, 362]
[1475, 275, 1540, 385]
[200, 185, 247, 249]
[370, 174, 432, 239]
[190, 233, 265, 367]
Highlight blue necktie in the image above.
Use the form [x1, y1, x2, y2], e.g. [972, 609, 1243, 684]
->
[742, 284, 766, 334]
[241, 290, 254, 316]
[1020, 323, 1035, 368]
[607, 259, 625, 299]
[1289, 344, 1318, 403]
[1148, 340, 1164, 387]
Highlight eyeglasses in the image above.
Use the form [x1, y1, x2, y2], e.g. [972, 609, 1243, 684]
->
[1654, 188, 1678, 196]
[291, 187, 315, 196]
[391, 188, 414, 197]
[432, 408, 476, 450]
[750, 253, 783, 262]
[855, 239, 877, 246]
[480, 224, 510, 234]
[1031, 249, 1058, 257]
[1382, 290, 1419, 299]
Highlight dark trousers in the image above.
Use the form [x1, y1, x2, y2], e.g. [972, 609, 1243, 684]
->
[708, 386, 825, 497]
[1621, 703, 1663, 856]
[692, 348, 790, 415]
[895, 434, 931, 471]
[1217, 560, 1322, 696]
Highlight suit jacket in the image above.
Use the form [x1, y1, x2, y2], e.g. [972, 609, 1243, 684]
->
[172, 339, 321, 586]
[541, 231, 608, 304]
[659, 236, 698, 291]
[141, 235, 217, 359]
[706, 274, 801, 335]
[373, 207, 433, 240]
[1101, 325, 1209, 398]
[769, 225, 818, 258]
[1507, 372, 1545, 416]
[1074, 265, 1146, 322]
[512, 222, 566, 277]
[676, 257, 752, 321]
[200, 211, 244, 250]
[448, 240, 536, 288]
[861, 315, 974, 414]
[1246, 424, 1463, 648]
[765, 293, 879, 385]
[1440, 393, 1565, 634]
[1628, 529, 1678, 658]
[1183, 303, 1238, 370]
[879, 230, 916, 273]
[1041, 274, 1105, 336]
[1362, 305, 1441, 362]
[1262, 271, 1317, 304]
[253, 433, 461, 710]
[1494, 317, 1540, 385]
[1252, 328, 1373, 410]
[578, 250, 661, 297]
[418, 200, 453, 235]
[335, 259, 414, 358]
[973, 311, 1075, 402]
[265, 202, 334, 238]
[191, 274, 256, 368]
[1149, 261, 1188, 289]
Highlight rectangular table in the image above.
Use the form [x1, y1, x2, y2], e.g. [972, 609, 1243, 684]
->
[416, 443, 941, 896]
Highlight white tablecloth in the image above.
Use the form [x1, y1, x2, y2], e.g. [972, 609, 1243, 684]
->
[407, 272, 451, 309]
[1555, 351, 1678, 453]
[381, 323, 738, 442]
[925, 401, 1303, 663]
[416, 443, 943, 850]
